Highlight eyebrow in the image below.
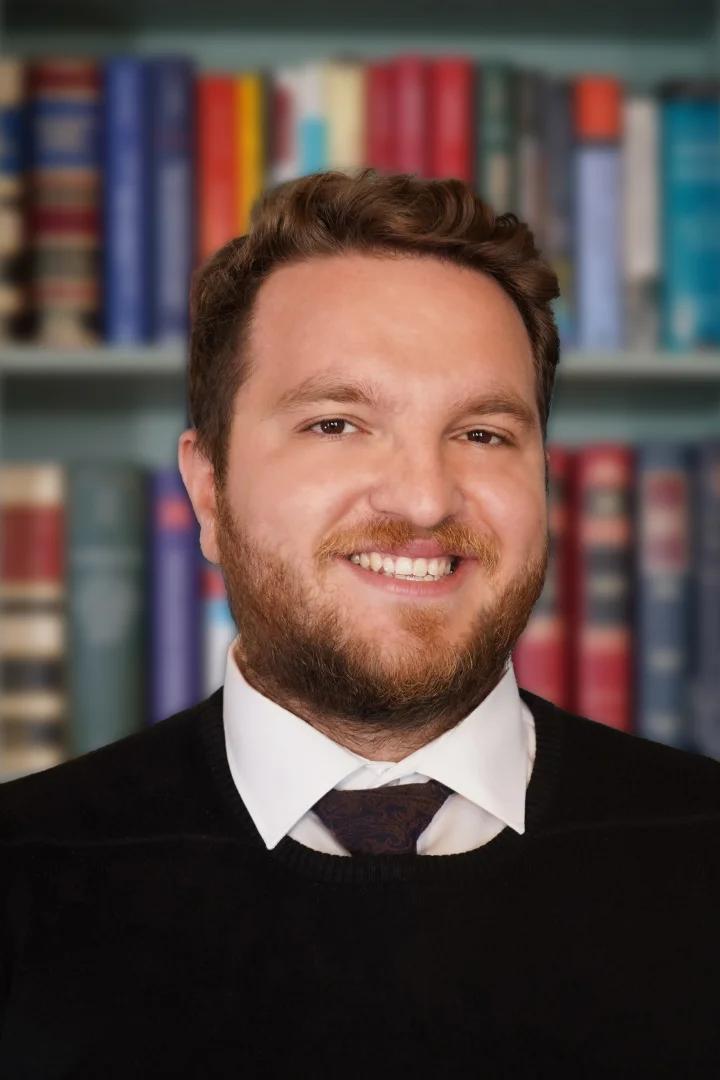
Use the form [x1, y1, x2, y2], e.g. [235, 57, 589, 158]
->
[269, 373, 538, 431]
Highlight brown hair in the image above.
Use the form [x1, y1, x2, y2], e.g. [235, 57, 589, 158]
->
[188, 167, 560, 486]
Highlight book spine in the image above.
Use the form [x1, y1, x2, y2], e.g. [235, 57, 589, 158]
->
[622, 95, 660, 349]
[0, 464, 66, 780]
[428, 57, 474, 183]
[148, 468, 202, 724]
[102, 57, 152, 343]
[296, 62, 328, 176]
[27, 57, 102, 347]
[515, 70, 543, 240]
[392, 55, 429, 177]
[148, 56, 195, 344]
[661, 94, 720, 349]
[0, 57, 29, 341]
[573, 77, 624, 350]
[691, 440, 720, 759]
[234, 71, 267, 235]
[475, 63, 516, 213]
[202, 559, 236, 697]
[572, 445, 634, 732]
[270, 66, 301, 186]
[539, 76, 574, 348]
[634, 444, 693, 749]
[512, 445, 573, 710]
[365, 61, 395, 173]
[196, 74, 236, 263]
[324, 59, 366, 173]
[67, 463, 146, 755]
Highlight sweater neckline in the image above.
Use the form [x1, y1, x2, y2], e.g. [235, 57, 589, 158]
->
[197, 684, 566, 885]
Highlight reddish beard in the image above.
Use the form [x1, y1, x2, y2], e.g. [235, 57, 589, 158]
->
[214, 484, 548, 757]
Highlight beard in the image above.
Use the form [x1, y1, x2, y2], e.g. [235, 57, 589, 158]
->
[214, 483, 549, 758]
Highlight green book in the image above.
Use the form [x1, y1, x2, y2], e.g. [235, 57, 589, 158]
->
[475, 62, 518, 214]
[67, 462, 147, 755]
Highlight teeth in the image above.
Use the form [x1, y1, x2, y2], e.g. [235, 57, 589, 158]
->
[348, 552, 455, 580]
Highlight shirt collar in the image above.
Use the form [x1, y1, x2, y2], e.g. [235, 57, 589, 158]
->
[222, 636, 532, 850]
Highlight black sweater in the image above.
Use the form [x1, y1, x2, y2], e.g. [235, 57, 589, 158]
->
[0, 686, 718, 1079]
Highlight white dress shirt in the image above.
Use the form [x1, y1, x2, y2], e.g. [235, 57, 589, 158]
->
[222, 637, 536, 856]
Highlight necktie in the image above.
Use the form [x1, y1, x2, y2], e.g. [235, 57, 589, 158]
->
[311, 778, 454, 855]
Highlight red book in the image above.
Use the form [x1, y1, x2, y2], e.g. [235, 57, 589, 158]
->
[391, 56, 430, 176]
[196, 75, 237, 265]
[428, 58, 475, 183]
[512, 445, 573, 709]
[365, 61, 395, 172]
[570, 445, 635, 732]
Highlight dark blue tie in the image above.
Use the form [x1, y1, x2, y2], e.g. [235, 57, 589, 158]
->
[311, 778, 454, 855]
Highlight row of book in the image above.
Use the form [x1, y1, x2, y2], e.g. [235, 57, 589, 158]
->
[0, 54, 719, 353]
[1, 440, 719, 781]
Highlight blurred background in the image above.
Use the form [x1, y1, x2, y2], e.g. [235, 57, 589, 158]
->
[1, 0, 719, 780]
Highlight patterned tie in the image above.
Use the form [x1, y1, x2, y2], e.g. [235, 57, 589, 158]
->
[311, 778, 454, 855]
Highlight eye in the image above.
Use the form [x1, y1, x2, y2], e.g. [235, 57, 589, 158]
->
[464, 429, 509, 447]
[304, 418, 360, 438]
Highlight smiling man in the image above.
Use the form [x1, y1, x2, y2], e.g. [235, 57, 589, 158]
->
[0, 169, 718, 1076]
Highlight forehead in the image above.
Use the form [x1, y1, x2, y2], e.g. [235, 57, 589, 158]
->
[245, 252, 536, 402]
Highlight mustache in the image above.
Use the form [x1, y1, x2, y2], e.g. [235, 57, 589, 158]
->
[317, 521, 500, 568]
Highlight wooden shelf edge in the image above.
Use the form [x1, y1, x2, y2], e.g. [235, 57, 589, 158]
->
[2, 345, 720, 380]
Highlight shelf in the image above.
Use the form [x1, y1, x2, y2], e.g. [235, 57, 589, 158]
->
[2, 345, 720, 381]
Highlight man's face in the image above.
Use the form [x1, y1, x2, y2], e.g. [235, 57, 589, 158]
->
[188, 252, 549, 753]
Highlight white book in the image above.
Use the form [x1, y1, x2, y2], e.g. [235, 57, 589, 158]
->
[622, 96, 660, 347]
[323, 58, 366, 173]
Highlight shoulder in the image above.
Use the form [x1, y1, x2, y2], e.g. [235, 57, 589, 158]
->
[0, 689, 224, 845]
[520, 688, 720, 826]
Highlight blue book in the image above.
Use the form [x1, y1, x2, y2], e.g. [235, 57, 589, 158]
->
[148, 57, 196, 344]
[574, 142, 623, 349]
[691, 440, 720, 760]
[661, 89, 720, 349]
[540, 77, 574, 349]
[102, 57, 152, 344]
[148, 467, 202, 725]
[634, 444, 694, 749]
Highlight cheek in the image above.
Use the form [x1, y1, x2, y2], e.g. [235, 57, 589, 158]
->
[471, 472, 546, 557]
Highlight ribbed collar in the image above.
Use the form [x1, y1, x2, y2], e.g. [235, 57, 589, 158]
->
[222, 636, 533, 850]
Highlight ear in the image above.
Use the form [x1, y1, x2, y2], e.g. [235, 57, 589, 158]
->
[178, 428, 220, 564]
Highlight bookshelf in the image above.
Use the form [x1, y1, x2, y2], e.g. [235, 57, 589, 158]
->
[2, 0, 720, 466]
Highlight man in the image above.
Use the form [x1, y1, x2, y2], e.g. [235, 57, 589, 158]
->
[1, 168, 718, 1076]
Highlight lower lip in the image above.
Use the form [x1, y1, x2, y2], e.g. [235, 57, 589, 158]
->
[337, 556, 475, 598]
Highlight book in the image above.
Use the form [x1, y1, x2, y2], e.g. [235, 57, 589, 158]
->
[235, 71, 267, 235]
[661, 82, 720, 349]
[147, 56, 196, 343]
[26, 57, 102, 347]
[573, 76, 624, 350]
[148, 467, 202, 725]
[571, 445, 634, 732]
[539, 76, 574, 348]
[66, 462, 146, 754]
[196, 74, 236, 263]
[392, 55, 430, 177]
[324, 59, 366, 174]
[622, 95, 660, 350]
[475, 63, 516, 213]
[296, 61, 328, 176]
[102, 56, 152, 343]
[365, 60, 395, 173]
[634, 444, 693, 749]
[428, 57, 474, 183]
[0, 57, 28, 342]
[0, 463, 66, 780]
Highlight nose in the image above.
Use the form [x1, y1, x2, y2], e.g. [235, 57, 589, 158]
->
[367, 440, 464, 529]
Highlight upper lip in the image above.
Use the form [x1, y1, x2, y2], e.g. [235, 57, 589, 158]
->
[346, 541, 463, 559]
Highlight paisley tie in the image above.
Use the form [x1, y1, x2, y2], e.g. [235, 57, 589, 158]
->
[311, 778, 454, 855]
